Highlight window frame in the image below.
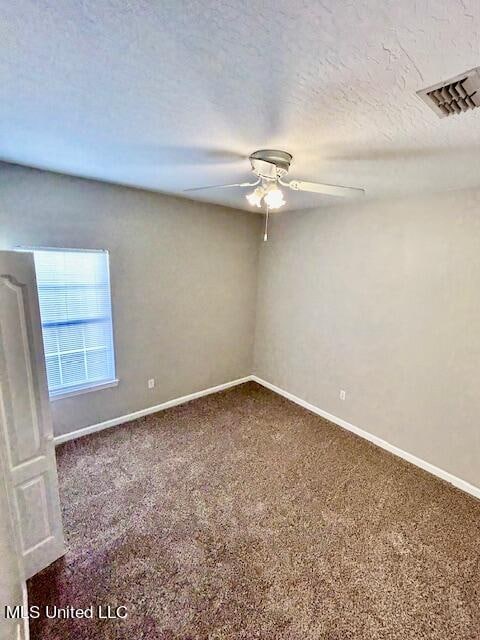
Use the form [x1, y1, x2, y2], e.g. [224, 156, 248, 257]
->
[22, 246, 119, 400]
[49, 377, 119, 401]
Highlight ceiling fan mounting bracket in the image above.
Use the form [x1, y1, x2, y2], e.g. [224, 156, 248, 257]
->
[249, 149, 293, 179]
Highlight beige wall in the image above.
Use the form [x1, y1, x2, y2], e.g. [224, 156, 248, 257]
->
[254, 190, 480, 488]
[2, 161, 479, 488]
[0, 163, 261, 437]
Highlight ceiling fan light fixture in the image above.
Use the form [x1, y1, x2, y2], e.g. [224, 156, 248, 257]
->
[264, 186, 285, 209]
[184, 149, 365, 210]
[246, 186, 263, 207]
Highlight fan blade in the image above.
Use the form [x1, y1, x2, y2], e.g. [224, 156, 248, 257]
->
[285, 179, 365, 198]
[184, 180, 259, 192]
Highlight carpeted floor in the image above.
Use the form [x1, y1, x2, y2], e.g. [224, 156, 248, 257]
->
[28, 382, 480, 639]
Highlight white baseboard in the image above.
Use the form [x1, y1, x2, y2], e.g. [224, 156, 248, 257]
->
[53, 376, 252, 445]
[54, 372, 480, 501]
[251, 375, 480, 500]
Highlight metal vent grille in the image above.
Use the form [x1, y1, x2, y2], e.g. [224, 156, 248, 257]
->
[417, 68, 480, 118]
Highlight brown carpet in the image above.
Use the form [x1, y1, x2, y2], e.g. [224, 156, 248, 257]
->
[28, 382, 480, 639]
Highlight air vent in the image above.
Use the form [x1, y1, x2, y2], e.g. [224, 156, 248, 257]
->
[417, 67, 480, 118]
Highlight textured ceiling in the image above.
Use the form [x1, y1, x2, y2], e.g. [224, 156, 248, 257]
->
[1, 0, 480, 212]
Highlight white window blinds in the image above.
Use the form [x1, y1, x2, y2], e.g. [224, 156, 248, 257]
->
[33, 249, 116, 398]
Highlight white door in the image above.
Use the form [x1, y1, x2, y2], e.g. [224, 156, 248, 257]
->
[1, 449, 28, 640]
[0, 251, 64, 580]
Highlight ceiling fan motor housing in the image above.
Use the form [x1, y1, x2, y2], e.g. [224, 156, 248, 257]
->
[249, 149, 293, 180]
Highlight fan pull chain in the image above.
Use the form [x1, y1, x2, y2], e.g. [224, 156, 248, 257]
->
[263, 204, 269, 242]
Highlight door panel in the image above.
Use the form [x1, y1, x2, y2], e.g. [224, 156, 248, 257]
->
[1, 275, 41, 465]
[0, 251, 64, 579]
[16, 475, 52, 552]
[0, 452, 28, 640]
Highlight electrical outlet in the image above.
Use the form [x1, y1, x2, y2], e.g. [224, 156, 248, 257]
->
[339, 389, 346, 401]
[148, 378, 155, 389]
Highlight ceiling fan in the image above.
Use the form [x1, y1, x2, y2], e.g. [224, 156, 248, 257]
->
[184, 150, 365, 240]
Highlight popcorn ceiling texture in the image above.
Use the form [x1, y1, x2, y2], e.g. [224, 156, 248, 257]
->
[28, 383, 480, 639]
[2, 0, 480, 211]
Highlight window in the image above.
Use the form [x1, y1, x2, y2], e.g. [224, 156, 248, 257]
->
[33, 249, 117, 399]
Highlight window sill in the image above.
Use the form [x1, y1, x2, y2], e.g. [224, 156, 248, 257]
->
[49, 379, 119, 402]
